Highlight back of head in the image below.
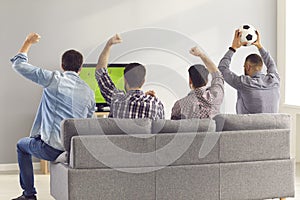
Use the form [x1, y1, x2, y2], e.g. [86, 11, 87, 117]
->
[124, 63, 146, 88]
[245, 54, 263, 71]
[188, 64, 209, 88]
[62, 49, 83, 73]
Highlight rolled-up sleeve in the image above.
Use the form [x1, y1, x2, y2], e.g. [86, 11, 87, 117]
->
[11, 53, 54, 87]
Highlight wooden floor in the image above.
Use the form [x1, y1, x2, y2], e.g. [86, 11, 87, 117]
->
[0, 164, 300, 200]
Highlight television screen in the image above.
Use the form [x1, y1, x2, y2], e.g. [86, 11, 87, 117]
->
[80, 63, 126, 111]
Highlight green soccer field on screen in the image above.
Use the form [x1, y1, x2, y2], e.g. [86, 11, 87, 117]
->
[80, 64, 125, 104]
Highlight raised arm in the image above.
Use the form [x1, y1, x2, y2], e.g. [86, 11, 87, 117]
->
[218, 30, 246, 90]
[189, 46, 218, 73]
[95, 34, 123, 105]
[190, 46, 224, 103]
[96, 34, 122, 70]
[11, 33, 54, 87]
[230, 29, 248, 52]
[19, 33, 41, 53]
[253, 31, 279, 77]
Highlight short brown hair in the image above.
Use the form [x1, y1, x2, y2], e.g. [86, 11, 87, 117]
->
[245, 54, 263, 71]
[188, 64, 209, 88]
[61, 49, 83, 73]
[124, 63, 146, 88]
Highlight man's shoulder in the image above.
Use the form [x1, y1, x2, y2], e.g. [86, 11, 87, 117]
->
[173, 94, 193, 106]
[121, 92, 164, 107]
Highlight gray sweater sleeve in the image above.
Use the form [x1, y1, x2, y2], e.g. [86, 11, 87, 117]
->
[259, 48, 280, 80]
[218, 49, 243, 90]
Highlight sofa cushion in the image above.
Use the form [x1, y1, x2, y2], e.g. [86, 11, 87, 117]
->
[50, 163, 156, 200]
[213, 113, 290, 131]
[219, 129, 290, 162]
[220, 159, 295, 200]
[61, 118, 152, 153]
[70, 135, 156, 169]
[155, 132, 220, 166]
[156, 164, 220, 200]
[152, 118, 216, 134]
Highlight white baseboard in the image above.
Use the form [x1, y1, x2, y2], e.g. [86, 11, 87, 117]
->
[0, 162, 40, 172]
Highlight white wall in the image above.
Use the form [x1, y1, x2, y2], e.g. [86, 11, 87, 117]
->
[0, 0, 277, 164]
[277, 0, 300, 162]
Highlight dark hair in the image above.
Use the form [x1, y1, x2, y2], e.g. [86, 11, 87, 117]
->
[124, 63, 146, 88]
[188, 64, 209, 88]
[61, 49, 83, 73]
[245, 54, 263, 67]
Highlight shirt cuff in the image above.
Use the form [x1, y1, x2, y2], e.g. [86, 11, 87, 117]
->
[10, 53, 28, 63]
[226, 49, 235, 58]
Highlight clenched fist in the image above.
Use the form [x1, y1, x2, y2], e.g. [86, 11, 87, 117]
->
[190, 46, 203, 57]
[25, 33, 41, 44]
[108, 34, 122, 46]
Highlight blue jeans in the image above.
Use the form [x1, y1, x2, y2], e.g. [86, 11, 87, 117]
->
[17, 136, 63, 196]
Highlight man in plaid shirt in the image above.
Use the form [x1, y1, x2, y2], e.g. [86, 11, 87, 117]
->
[171, 47, 224, 119]
[95, 34, 165, 119]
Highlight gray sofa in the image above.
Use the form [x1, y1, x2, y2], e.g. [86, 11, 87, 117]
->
[50, 114, 295, 200]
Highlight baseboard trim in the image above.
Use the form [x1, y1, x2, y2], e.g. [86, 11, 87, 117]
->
[0, 162, 40, 172]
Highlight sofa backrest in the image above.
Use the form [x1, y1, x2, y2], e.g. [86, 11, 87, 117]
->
[61, 118, 152, 153]
[213, 113, 291, 132]
[152, 118, 216, 134]
[62, 118, 217, 168]
[69, 131, 220, 169]
[61, 114, 291, 169]
[61, 118, 216, 153]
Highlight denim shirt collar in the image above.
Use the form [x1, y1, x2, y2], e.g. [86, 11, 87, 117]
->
[63, 71, 79, 78]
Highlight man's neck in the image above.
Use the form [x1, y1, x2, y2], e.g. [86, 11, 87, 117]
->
[63, 70, 79, 74]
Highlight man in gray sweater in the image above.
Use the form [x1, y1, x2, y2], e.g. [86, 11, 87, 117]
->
[218, 30, 280, 114]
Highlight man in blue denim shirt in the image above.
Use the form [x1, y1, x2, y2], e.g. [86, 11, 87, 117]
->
[11, 33, 95, 200]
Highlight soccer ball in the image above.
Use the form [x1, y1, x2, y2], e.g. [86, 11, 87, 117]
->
[239, 24, 257, 46]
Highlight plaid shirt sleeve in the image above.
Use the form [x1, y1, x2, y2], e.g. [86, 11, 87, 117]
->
[209, 71, 225, 105]
[95, 68, 121, 105]
[157, 101, 165, 119]
[171, 100, 181, 120]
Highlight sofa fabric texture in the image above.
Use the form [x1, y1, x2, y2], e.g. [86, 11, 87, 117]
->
[51, 113, 294, 200]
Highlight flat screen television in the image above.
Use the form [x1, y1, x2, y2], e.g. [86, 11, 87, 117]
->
[80, 63, 126, 112]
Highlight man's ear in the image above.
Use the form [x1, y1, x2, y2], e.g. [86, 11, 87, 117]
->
[77, 66, 82, 74]
[189, 77, 193, 85]
[189, 77, 194, 89]
[141, 79, 145, 87]
[245, 63, 251, 71]
[124, 79, 129, 91]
